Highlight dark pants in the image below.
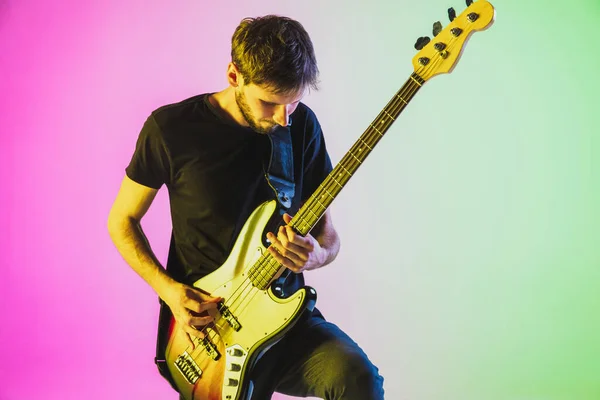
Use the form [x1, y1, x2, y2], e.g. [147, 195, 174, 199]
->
[179, 309, 385, 400]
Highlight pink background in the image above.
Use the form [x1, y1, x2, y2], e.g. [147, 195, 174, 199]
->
[1, 1, 322, 399]
[4, 1, 599, 400]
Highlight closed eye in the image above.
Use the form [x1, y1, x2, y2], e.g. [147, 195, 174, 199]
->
[261, 100, 301, 107]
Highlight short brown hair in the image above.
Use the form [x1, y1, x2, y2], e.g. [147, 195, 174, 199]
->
[231, 15, 319, 94]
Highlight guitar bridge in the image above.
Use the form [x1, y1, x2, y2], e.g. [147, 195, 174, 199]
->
[219, 303, 242, 331]
[202, 336, 221, 360]
[174, 351, 202, 384]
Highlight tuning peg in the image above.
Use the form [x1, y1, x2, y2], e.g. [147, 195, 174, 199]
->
[448, 7, 456, 21]
[433, 21, 443, 36]
[466, 0, 473, 6]
[414, 36, 431, 50]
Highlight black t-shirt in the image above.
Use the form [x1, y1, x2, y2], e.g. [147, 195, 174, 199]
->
[125, 93, 333, 285]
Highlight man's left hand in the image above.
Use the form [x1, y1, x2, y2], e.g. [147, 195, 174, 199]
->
[266, 213, 326, 273]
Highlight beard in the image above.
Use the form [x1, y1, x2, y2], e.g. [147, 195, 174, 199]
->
[235, 89, 276, 134]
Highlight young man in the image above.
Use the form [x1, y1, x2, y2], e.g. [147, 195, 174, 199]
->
[108, 15, 384, 400]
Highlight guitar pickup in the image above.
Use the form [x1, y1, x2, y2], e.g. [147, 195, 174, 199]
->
[174, 351, 202, 384]
[202, 336, 221, 361]
[219, 302, 242, 331]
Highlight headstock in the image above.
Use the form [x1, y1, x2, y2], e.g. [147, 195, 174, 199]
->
[412, 0, 496, 82]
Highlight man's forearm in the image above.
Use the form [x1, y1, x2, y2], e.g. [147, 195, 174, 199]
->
[314, 228, 340, 268]
[108, 217, 174, 297]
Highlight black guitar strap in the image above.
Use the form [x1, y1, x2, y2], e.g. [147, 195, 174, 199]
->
[264, 119, 295, 211]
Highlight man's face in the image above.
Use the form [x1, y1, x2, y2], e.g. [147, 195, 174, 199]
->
[235, 83, 305, 134]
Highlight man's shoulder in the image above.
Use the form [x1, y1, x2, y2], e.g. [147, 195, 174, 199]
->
[150, 93, 212, 127]
[292, 101, 322, 135]
[294, 101, 318, 120]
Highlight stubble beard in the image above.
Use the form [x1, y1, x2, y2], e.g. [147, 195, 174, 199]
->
[235, 89, 275, 135]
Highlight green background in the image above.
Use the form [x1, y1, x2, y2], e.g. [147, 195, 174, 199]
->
[302, 0, 599, 399]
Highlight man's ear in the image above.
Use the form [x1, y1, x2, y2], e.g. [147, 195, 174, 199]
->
[227, 62, 243, 88]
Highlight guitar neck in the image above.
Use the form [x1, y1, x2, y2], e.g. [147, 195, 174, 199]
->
[291, 72, 425, 236]
[248, 72, 425, 289]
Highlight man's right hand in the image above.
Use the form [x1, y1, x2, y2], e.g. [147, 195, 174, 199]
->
[160, 281, 222, 347]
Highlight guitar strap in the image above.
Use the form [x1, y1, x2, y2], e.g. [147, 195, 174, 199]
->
[264, 119, 295, 211]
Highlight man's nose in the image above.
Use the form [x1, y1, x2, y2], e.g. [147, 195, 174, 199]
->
[273, 105, 290, 127]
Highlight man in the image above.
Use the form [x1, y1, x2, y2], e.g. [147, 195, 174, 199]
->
[108, 15, 384, 400]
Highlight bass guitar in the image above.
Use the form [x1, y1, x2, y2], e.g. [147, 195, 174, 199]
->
[162, 2, 496, 398]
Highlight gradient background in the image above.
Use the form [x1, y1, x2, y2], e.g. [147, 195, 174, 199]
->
[1, 0, 599, 399]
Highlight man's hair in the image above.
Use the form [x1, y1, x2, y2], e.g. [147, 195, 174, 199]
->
[231, 15, 319, 94]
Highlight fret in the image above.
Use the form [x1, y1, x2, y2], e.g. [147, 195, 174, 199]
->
[348, 150, 363, 164]
[330, 175, 343, 188]
[339, 163, 353, 177]
[369, 124, 383, 136]
[298, 220, 309, 231]
[322, 186, 335, 199]
[358, 138, 373, 150]
[395, 94, 409, 104]
[296, 214, 310, 229]
[314, 197, 327, 210]
[409, 75, 423, 86]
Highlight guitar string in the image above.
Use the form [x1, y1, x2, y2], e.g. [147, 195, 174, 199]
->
[177, 33, 459, 372]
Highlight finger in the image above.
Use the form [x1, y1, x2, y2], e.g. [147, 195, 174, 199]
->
[197, 300, 221, 313]
[278, 228, 310, 261]
[183, 297, 221, 314]
[189, 314, 214, 327]
[282, 213, 293, 224]
[266, 231, 278, 245]
[283, 226, 315, 251]
[268, 246, 301, 272]
[270, 233, 306, 264]
[187, 287, 223, 303]
[268, 226, 302, 247]
[183, 323, 206, 339]
[182, 299, 204, 314]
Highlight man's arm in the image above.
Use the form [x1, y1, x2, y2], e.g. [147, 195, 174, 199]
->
[107, 175, 173, 294]
[107, 175, 220, 344]
[307, 209, 340, 269]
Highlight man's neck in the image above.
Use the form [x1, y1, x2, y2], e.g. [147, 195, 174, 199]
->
[208, 88, 248, 128]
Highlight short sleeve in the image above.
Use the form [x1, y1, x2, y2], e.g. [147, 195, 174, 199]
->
[125, 114, 172, 189]
[301, 113, 333, 202]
